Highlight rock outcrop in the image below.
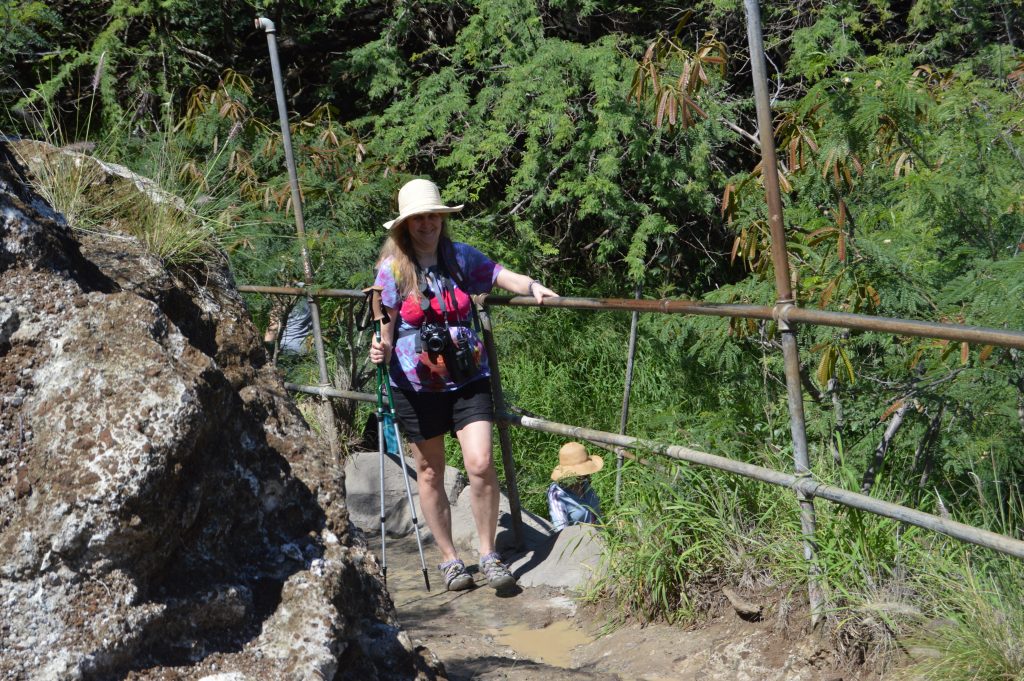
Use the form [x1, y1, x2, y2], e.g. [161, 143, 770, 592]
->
[0, 140, 444, 680]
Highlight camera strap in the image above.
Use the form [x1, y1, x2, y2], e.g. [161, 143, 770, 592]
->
[420, 267, 454, 327]
[437, 264, 484, 337]
[404, 245, 483, 344]
[437, 247, 483, 336]
[415, 258, 464, 325]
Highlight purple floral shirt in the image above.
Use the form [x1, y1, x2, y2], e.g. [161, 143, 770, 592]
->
[374, 242, 503, 392]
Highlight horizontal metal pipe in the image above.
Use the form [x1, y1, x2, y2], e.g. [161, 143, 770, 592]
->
[240, 284, 365, 299]
[287, 379, 1024, 559]
[243, 285, 1024, 350]
[474, 294, 1024, 350]
[287, 382, 630, 464]
[501, 411, 1024, 560]
[285, 382, 375, 404]
[781, 305, 1024, 349]
[478, 293, 774, 318]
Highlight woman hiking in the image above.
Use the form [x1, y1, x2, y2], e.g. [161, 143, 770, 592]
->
[368, 178, 558, 592]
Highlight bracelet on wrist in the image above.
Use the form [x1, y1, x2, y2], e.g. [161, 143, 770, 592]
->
[528, 279, 539, 295]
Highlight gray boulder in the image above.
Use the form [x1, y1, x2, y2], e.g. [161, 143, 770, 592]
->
[0, 140, 444, 680]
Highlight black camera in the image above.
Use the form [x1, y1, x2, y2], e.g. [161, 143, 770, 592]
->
[445, 332, 477, 383]
[420, 323, 477, 382]
[419, 323, 449, 354]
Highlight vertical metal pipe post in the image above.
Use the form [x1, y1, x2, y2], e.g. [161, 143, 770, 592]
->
[256, 17, 339, 461]
[743, 0, 823, 620]
[476, 303, 525, 548]
[616, 284, 642, 504]
[255, 17, 330, 388]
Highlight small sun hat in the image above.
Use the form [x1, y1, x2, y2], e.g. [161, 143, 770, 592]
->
[550, 442, 604, 481]
[383, 178, 464, 230]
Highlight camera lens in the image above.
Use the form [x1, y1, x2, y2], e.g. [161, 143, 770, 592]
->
[421, 324, 448, 354]
[425, 334, 446, 353]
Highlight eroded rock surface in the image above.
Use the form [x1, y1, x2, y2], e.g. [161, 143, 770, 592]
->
[0, 140, 443, 680]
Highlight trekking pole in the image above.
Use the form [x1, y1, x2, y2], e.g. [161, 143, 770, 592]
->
[365, 287, 431, 592]
[372, 330, 388, 588]
[382, 366, 431, 592]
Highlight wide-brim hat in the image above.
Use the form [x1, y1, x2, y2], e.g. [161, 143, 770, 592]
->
[383, 178, 464, 230]
[551, 442, 604, 481]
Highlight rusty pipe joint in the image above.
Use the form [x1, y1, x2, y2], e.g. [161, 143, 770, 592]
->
[255, 17, 275, 33]
[773, 301, 796, 333]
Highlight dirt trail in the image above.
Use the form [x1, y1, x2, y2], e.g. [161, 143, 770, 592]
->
[347, 448, 874, 681]
[383, 534, 874, 681]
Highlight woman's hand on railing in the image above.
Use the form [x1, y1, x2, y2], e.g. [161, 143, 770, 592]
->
[527, 280, 559, 304]
[495, 269, 558, 304]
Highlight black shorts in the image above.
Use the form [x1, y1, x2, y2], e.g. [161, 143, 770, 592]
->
[390, 377, 495, 442]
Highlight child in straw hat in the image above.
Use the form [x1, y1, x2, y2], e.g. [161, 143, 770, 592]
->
[547, 442, 603, 532]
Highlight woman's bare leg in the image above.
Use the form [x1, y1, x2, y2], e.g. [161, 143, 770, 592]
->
[408, 435, 458, 563]
[455, 419, 498, 557]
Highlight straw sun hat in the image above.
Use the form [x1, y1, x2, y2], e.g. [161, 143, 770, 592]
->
[550, 442, 604, 481]
[383, 178, 464, 230]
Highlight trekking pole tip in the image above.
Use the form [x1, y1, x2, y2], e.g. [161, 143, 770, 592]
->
[423, 569, 431, 592]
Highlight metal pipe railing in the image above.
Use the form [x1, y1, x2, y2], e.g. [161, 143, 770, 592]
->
[502, 411, 1024, 560]
[248, 281, 1024, 570]
[744, 0, 821, 618]
[239, 285, 1024, 351]
[477, 294, 1024, 350]
[286, 382, 375, 404]
[616, 285, 642, 505]
[240, 285, 365, 299]
[282, 377, 1024, 560]
[255, 17, 339, 463]
[254, 19, 332, 387]
[477, 305, 526, 547]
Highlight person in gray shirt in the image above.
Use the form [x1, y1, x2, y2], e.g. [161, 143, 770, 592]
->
[279, 297, 312, 355]
[264, 292, 312, 357]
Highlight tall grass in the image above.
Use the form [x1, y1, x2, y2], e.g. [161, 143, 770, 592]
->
[18, 144, 107, 228]
[485, 298, 1024, 678]
[10, 93, 246, 269]
[8, 90, 109, 227]
[887, 484, 1024, 679]
[891, 558, 1024, 681]
[585, 459, 802, 623]
[492, 306, 695, 512]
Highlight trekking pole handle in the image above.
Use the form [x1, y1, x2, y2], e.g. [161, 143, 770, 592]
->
[362, 286, 387, 323]
[363, 285, 391, 367]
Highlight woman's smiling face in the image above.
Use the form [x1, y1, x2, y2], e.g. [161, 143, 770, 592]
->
[405, 212, 444, 253]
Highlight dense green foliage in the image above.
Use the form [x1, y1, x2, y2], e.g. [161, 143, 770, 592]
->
[5, 0, 1024, 675]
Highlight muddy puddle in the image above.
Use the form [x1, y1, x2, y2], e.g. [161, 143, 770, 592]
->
[488, 620, 594, 667]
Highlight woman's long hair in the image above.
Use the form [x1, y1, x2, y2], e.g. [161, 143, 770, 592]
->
[376, 221, 452, 300]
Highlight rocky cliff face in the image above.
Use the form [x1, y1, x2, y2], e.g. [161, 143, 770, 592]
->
[0, 140, 443, 680]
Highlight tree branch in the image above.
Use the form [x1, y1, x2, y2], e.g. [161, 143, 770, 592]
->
[827, 377, 845, 466]
[718, 117, 761, 148]
[799, 362, 823, 402]
[914, 404, 945, 490]
[860, 398, 913, 495]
